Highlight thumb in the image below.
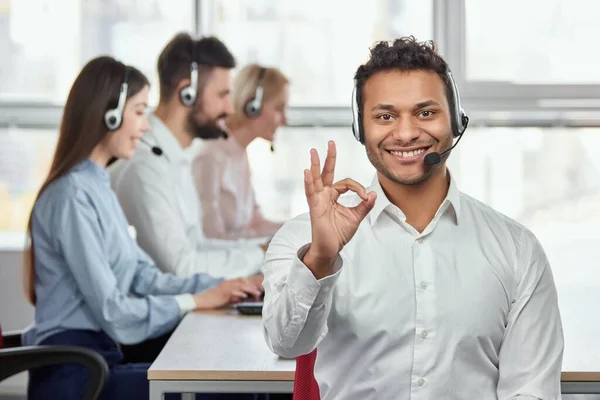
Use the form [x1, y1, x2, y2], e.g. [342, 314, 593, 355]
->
[350, 191, 377, 221]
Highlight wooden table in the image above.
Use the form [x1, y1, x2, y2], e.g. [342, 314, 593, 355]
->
[561, 372, 600, 394]
[148, 309, 295, 399]
[148, 309, 600, 398]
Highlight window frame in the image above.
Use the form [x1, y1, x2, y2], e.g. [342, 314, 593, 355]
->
[437, 0, 600, 127]
[2, 0, 600, 130]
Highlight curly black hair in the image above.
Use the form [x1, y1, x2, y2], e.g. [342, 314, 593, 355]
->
[354, 37, 452, 113]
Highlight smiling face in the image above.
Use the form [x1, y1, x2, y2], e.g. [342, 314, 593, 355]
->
[187, 67, 234, 138]
[104, 85, 150, 159]
[362, 69, 453, 186]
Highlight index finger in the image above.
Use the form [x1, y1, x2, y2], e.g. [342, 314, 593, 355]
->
[321, 141, 337, 187]
[333, 178, 368, 200]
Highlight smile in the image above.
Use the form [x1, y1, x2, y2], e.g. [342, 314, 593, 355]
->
[386, 147, 430, 160]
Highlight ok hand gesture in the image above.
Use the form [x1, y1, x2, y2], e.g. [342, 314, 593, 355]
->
[302, 141, 376, 278]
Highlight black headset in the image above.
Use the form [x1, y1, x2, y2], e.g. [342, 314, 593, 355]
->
[179, 40, 199, 107]
[244, 67, 266, 118]
[104, 65, 129, 131]
[351, 70, 469, 144]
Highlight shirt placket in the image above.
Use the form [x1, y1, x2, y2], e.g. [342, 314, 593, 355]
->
[410, 234, 437, 398]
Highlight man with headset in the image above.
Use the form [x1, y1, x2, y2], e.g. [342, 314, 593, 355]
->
[262, 37, 564, 399]
[109, 33, 266, 283]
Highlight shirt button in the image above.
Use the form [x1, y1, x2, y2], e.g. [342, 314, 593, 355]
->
[420, 281, 428, 289]
[322, 286, 330, 293]
[421, 330, 428, 338]
[418, 378, 425, 386]
[417, 238, 424, 243]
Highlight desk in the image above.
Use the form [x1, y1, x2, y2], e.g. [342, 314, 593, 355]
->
[148, 309, 294, 399]
[149, 309, 600, 398]
[561, 372, 600, 394]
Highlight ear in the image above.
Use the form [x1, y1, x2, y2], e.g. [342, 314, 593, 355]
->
[176, 78, 191, 92]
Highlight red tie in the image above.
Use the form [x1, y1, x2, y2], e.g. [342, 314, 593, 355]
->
[293, 349, 320, 400]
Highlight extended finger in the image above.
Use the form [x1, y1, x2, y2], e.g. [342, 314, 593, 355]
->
[333, 178, 368, 200]
[321, 141, 337, 187]
[304, 169, 315, 203]
[231, 290, 248, 298]
[310, 148, 324, 192]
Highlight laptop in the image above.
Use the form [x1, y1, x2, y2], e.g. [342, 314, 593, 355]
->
[235, 301, 263, 315]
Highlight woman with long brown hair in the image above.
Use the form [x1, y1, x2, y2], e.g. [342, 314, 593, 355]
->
[23, 56, 262, 400]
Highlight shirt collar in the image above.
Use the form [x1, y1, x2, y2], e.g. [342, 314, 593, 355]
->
[368, 170, 462, 227]
[147, 114, 190, 164]
[74, 159, 110, 185]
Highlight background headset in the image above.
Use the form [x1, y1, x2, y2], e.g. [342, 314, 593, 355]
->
[104, 65, 129, 131]
[179, 39, 199, 107]
[244, 67, 266, 118]
[351, 70, 469, 145]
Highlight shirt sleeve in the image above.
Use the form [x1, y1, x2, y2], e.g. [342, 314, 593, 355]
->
[112, 157, 264, 279]
[496, 229, 564, 400]
[262, 214, 343, 359]
[55, 189, 183, 345]
[130, 246, 224, 297]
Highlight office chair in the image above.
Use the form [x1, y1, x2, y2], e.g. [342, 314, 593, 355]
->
[293, 349, 320, 400]
[0, 325, 109, 400]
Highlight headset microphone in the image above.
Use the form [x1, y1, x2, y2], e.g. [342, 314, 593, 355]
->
[423, 130, 466, 166]
[139, 137, 163, 156]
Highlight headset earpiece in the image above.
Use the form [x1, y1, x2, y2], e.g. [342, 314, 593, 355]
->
[351, 80, 363, 143]
[104, 66, 129, 131]
[180, 61, 198, 107]
[244, 67, 266, 118]
[445, 71, 469, 137]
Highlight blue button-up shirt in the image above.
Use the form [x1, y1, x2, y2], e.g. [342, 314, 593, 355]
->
[24, 159, 222, 346]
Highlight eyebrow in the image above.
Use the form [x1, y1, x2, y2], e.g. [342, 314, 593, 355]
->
[413, 100, 440, 110]
[370, 103, 395, 112]
[370, 100, 441, 113]
[134, 102, 148, 107]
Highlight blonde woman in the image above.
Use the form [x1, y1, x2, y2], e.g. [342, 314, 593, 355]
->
[192, 64, 289, 240]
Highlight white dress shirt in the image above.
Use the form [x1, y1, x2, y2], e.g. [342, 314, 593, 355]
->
[262, 173, 564, 400]
[109, 114, 264, 279]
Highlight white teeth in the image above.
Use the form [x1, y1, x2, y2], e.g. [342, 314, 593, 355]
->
[390, 148, 425, 158]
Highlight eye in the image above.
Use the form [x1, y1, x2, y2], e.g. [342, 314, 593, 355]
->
[377, 113, 393, 121]
[419, 110, 435, 118]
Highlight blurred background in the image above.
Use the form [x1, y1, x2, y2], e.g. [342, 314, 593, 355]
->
[1, 0, 599, 397]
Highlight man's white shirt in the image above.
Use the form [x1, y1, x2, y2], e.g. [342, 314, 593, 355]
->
[109, 114, 264, 279]
[262, 173, 563, 400]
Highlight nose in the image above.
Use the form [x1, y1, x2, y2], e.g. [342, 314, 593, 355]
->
[391, 115, 421, 144]
[141, 114, 150, 132]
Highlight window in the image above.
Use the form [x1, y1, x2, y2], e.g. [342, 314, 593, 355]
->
[465, 0, 600, 84]
[0, 0, 194, 105]
[204, 0, 433, 106]
[0, 127, 57, 247]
